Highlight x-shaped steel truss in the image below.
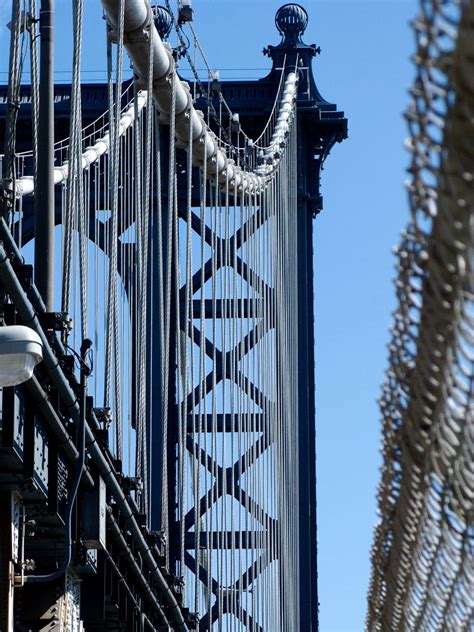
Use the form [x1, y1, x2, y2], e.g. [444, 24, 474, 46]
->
[176, 203, 278, 631]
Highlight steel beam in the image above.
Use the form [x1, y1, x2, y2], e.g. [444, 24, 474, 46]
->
[35, 0, 55, 309]
[184, 531, 267, 550]
[295, 120, 318, 631]
[186, 413, 265, 434]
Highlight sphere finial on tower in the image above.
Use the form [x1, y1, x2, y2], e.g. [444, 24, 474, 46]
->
[275, 4, 308, 42]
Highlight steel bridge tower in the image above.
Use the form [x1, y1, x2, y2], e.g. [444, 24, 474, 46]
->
[161, 7, 346, 628]
[0, 2, 346, 630]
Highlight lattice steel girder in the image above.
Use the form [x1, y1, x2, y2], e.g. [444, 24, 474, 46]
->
[184, 531, 269, 550]
[178, 199, 279, 626]
[186, 414, 265, 434]
[183, 312, 273, 412]
[181, 299, 271, 320]
[184, 552, 268, 632]
[143, 5, 348, 629]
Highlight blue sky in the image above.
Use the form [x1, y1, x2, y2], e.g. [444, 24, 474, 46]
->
[0, 1, 418, 629]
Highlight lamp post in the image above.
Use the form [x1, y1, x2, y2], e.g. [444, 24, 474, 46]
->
[35, 0, 55, 310]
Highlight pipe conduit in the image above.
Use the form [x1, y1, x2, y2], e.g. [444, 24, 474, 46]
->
[107, 509, 169, 626]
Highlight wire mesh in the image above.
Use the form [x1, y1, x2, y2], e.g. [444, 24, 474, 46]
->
[367, 1, 474, 629]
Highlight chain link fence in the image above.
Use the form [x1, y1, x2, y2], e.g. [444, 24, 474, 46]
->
[367, 0, 473, 629]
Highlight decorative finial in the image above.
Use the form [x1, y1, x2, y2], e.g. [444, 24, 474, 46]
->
[265, 3, 324, 105]
[275, 4, 308, 43]
[152, 5, 173, 40]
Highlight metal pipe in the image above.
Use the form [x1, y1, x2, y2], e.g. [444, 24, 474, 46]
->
[35, 0, 54, 309]
[104, 550, 160, 631]
[0, 217, 25, 263]
[107, 510, 168, 626]
[0, 243, 188, 630]
[104, 551, 142, 612]
[25, 375, 78, 463]
[0, 216, 75, 363]
[24, 338, 91, 583]
[100, 0, 262, 193]
[0, 244, 79, 418]
[0, 217, 49, 314]
[141, 613, 157, 631]
[25, 374, 95, 489]
[0, 223, 93, 486]
[88, 434, 189, 630]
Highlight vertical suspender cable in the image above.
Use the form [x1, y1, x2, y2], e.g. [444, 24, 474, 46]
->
[3, 0, 22, 225]
[104, 0, 125, 459]
[183, 99, 194, 597]
[161, 71, 178, 567]
[29, 0, 39, 216]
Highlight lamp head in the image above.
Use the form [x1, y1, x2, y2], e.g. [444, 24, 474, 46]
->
[0, 325, 43, 387]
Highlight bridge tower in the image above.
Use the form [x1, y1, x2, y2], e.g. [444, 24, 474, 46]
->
[155, 5, 347, 629]
[268, 6, 347, 628]
[0, 2, 346, 630]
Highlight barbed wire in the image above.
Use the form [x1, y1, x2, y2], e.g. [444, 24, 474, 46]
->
[367, 0, 473, 629]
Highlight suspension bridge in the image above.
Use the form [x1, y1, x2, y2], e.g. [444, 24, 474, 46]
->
[0, 0, 472, 631]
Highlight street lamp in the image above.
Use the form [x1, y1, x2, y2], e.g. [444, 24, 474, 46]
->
[178, 0, 193, 25]
[0, 325, 43, 387]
